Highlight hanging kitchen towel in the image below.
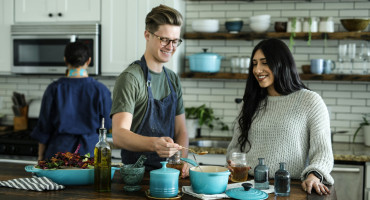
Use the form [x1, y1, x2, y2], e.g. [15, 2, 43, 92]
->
[182, 180, 274, 200]
[0, 177, 65, 191]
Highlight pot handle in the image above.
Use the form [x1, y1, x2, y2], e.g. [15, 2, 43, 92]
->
[202, 48, 208, 53]
[180, 158, 198, 167]
[25, 165, 41, 172]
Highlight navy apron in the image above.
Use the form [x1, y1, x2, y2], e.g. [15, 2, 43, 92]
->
[121, 56, 177, 171]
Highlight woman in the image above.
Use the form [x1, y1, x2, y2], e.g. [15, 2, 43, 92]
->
[227, 38, 334, 195]
[31, 42, 112, 161]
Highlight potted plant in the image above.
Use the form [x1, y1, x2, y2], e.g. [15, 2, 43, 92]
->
[353, 113, 370, 145]
[185, 104, 229, 138]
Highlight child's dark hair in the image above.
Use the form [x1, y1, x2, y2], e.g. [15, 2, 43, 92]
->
[64, 42, 91, 67]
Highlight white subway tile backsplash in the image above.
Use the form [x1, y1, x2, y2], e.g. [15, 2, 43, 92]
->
[198, 95, 224, 102]
[185, 87, 211, 95]
[323, 91, 351, 98]
[211, 88, 237, 95]
[338, 99, 366, 106]
[340, 9, 368, 17]
[296, 3, 324, 10]
[352, 106, 370, 114]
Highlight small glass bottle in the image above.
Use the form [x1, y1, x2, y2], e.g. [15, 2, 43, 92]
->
[274, 162, 290, 196]
[254, 158, 269, 190]
[94, 118, 112, 192]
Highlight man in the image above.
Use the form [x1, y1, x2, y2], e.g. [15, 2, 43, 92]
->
[110, 4, 189, 176]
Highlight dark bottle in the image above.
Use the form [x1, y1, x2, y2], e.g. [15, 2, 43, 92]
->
[274, 162, 290, 196]
[94, 118, 112, 192]
[254, 158, 269, 190]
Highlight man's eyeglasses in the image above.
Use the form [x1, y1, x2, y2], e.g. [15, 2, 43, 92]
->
[149, 31, 182, 47]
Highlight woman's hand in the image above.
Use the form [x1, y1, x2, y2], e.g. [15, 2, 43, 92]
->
[301, 173, 330, 195]
[181, 162, 190, 178]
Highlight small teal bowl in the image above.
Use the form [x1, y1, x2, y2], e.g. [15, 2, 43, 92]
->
[225, 20, 243, 33]
[25, 165, 119, 185]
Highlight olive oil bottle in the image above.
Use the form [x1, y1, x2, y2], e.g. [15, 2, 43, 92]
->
[94, 118, 111, 192]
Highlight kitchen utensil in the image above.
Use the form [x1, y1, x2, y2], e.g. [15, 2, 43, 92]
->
[340, 19, 370, 32]
[25, 165, 119, 185]
[167, 151, 184, 177]
[120, 164, 145, 192]
[225, 183, 268, 200]
[323, 60, 336, 74]
[225, 18, 243, 33]
[192, 19, 219, 33]
[181, 146, 208, 155]
[187, 49, 223, 73]
[189, 165, 230, 194]
[180, 154, 203, 172]
[287, 17, 302, 33]
[274, 22, 287, 32]
[319, 17, 334, 33]
[230, 152, 249, 182]
[150, 161, 179, 198]
[249, 22, 270, 33]
[310, 59, 324, 74]
[145, 189, 183, 200]
[132, 154, 147, 168]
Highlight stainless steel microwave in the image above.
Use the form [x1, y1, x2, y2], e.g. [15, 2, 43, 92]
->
[11, 24, 100, 75]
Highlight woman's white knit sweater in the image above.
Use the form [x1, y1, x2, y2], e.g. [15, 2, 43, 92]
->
[227, 89, 334, 185]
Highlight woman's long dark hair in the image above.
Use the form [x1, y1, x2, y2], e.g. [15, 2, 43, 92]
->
[237, 38, 308, 152]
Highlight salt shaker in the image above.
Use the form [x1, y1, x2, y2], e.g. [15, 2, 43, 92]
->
[274, 162, 290, 196]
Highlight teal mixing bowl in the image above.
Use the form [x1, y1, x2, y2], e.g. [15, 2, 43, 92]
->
[25, 165, 119, 185]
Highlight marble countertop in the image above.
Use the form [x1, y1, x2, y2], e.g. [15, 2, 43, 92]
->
[189, 137, 370, 163]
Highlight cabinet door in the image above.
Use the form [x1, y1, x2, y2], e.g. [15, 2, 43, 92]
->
[56, 0, 100, 22]
[331, 164, 364, 200]
[15, 0, 100, 23]
[15, 0, 56, 23]
[0, 0, 13, 74]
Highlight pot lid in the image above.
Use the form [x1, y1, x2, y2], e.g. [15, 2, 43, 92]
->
[188, 48, 222, 59]
[225, 183, 268, 200]
[150, 161, 179, 175]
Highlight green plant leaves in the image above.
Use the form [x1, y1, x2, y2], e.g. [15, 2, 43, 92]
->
[185, 104, 229, 131]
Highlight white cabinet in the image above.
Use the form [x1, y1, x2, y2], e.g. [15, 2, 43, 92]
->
[0, 0, 13, 74]
[331, 164, 364, 200]
[101, 0, 185, 76]
[15, 0, 100, 23]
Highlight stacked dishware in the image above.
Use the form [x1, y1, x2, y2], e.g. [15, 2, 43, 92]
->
[249, 15, 271, 33]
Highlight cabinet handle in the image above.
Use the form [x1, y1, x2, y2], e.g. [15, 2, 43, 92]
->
[332, 167, 360, 173]
[58, 13, 62, 17]
[48, 13, 53, 17]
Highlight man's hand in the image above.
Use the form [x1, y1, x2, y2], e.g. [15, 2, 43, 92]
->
[153, 137, 181, 158]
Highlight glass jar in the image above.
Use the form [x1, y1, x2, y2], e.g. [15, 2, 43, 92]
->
[319, 17, 334, 33]
[166, 151, 184, 177]
[230, 152, 249, 182]
[303, 17, 318, 33]
[287, 17, 302, 33]
[254, 158, 269, 190]
[274, 162, 290, 196]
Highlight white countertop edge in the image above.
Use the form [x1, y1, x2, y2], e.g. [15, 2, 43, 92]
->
[0, 159, 37, 165]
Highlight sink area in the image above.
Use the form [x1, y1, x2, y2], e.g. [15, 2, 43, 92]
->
[189, 140, 230, 148]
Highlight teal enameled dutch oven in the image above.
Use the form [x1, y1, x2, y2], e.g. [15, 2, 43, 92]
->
[189, 165, 230, 194]
[150, 161, 180, 198]
[187, 48, 223, 73]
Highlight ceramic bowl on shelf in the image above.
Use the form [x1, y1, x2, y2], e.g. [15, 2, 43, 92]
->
[225, 18, 243, 33]
[192, 19, 219, 33]
[340, 19, 370, 32]
[250, 22, 270, 33]
[249, 14, 271, 22]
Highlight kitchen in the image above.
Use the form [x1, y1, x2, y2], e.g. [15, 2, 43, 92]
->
[0, 0, 370, 199]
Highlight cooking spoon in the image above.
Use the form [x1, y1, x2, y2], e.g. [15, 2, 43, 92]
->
[181, 146, 208, 155]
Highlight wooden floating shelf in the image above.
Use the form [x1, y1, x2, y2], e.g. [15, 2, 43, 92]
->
[181, 72, 370, 82]
[183, 32, 370, 41]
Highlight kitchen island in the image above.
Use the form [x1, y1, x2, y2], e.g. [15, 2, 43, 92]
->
[0, 162, 336, 200]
